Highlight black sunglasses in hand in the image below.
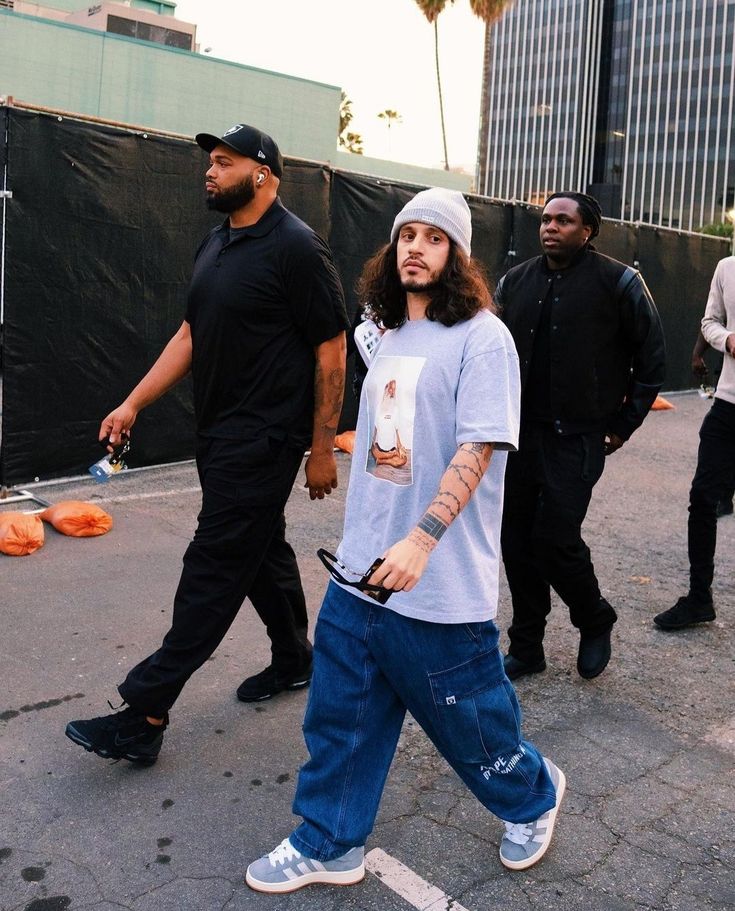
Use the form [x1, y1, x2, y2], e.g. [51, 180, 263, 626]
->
[317, 549, 393, 604]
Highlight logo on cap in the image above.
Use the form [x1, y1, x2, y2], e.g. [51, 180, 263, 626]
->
[224, 124, 243, 136]
[257, 151, 266, 159]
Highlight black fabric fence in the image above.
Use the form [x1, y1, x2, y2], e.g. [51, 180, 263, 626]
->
[0, 108, 730, 485]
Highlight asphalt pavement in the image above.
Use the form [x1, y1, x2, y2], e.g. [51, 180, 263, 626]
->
[1, 391, 733, 911]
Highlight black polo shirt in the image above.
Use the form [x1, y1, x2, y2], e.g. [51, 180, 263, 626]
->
[185, 199, 348, 446]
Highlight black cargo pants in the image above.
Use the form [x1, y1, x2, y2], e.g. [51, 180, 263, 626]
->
[687, 398, 735, 602]
[119, 434, 310, 717]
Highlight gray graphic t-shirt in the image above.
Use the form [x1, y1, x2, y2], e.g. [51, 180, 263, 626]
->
[337, 309, 520, 623]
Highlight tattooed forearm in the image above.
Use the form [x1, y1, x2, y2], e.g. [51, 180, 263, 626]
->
[409, 442, 494, 553]
[311, 335, 346, 452]
[314, 367, 345, 428]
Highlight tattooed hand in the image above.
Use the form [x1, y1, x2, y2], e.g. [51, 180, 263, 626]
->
[369, 534, 433, 592]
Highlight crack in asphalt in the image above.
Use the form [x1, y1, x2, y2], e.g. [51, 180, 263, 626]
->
[129, 873, 236, 905]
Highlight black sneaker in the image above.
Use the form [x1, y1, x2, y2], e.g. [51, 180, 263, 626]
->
[237, 661, 313, 703]
[65, 706, 167, 765]
[654, 596, 716, 631]
[716, 498, 734, 518]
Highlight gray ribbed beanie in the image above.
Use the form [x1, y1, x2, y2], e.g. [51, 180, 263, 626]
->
[390, 187, 472, 257]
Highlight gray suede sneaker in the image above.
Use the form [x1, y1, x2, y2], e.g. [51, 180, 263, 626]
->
[499, 758, 566, 870]
[245, 838, 365, 893]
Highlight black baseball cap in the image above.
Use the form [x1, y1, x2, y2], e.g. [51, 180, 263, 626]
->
[195, 123, 283, 179]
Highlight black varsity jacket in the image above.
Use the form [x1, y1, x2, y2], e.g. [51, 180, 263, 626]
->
[495, 247, 666, 440]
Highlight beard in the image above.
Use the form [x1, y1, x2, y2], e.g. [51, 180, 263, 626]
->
[206, 175, 256, 212]
[400, 277, 441, 294]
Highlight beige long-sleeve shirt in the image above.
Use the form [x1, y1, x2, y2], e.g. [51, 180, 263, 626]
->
[701, 255, 735, 405]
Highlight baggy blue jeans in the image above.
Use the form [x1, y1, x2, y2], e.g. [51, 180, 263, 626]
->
[291, 582, 556, 861]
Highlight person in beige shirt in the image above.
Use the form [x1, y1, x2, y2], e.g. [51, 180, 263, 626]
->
[655, 255, 735, 630]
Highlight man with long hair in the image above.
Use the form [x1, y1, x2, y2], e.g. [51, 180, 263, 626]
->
[246, 187, 565, 894]
[497, 192, 665, 681]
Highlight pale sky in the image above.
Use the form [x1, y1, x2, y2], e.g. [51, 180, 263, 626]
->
[172, 0, 487, 173]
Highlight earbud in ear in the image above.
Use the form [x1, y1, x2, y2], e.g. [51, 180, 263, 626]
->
[257, 173, 266, 185]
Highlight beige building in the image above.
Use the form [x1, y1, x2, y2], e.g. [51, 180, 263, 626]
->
[0, 0, 471, 191]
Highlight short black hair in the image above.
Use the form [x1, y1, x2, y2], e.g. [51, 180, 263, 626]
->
[545, 191, 603, 239]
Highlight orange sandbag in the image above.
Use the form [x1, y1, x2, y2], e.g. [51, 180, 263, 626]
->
[39, 500, 113, 537]
[334, 430, 356, 454]
[651, 395, 674, 410]
[0, 512, 45, 556]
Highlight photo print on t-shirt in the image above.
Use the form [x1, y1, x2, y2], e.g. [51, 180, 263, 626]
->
[365, 355, 425, 486]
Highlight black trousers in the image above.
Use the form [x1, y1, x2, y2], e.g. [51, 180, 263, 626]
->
[501, 422, 617, 665]
[688, 397, 735, 603]
[119, 435, 310, 717]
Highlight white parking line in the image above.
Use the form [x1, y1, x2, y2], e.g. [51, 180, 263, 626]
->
[365, 848, 471, 911]
[90, 486, 201, 504]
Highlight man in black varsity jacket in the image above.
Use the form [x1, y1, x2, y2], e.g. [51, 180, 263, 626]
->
[496, 192, 666, 682]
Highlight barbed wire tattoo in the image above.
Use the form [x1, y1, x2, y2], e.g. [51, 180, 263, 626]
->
[432, 491, 462, 521]
[408, 528, 435, 552]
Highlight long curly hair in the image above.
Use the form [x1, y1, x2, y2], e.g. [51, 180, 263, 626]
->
[356, 239, 495, 329]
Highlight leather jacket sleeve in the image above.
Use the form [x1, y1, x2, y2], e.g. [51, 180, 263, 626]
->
[608, 268, 666, 440]
[494, 274, 507, 318]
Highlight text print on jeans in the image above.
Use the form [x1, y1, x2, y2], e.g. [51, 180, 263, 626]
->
[481, 744, 527, 778]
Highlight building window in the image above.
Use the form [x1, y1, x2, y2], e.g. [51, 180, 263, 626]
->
[106, 15, 192, 50]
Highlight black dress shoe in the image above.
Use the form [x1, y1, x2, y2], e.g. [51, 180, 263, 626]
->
[577, 627, 612, 679]
[503, 653, 546, 681]
[653, 596, 716, 630]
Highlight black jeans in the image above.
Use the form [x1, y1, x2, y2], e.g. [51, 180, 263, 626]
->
[119, 435, 310, 716]
[688, 397, 735, 603]
[501, 422, 617, 665]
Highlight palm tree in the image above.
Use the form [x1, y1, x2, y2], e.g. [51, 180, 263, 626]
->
[378, 109, 403, 156]
[413, 0, 516, 170]
[339, 91, 364, 154]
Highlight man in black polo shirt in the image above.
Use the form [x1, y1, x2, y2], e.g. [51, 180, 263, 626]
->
[65, 123, 348, 765]
[497, 192, 665, 682]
